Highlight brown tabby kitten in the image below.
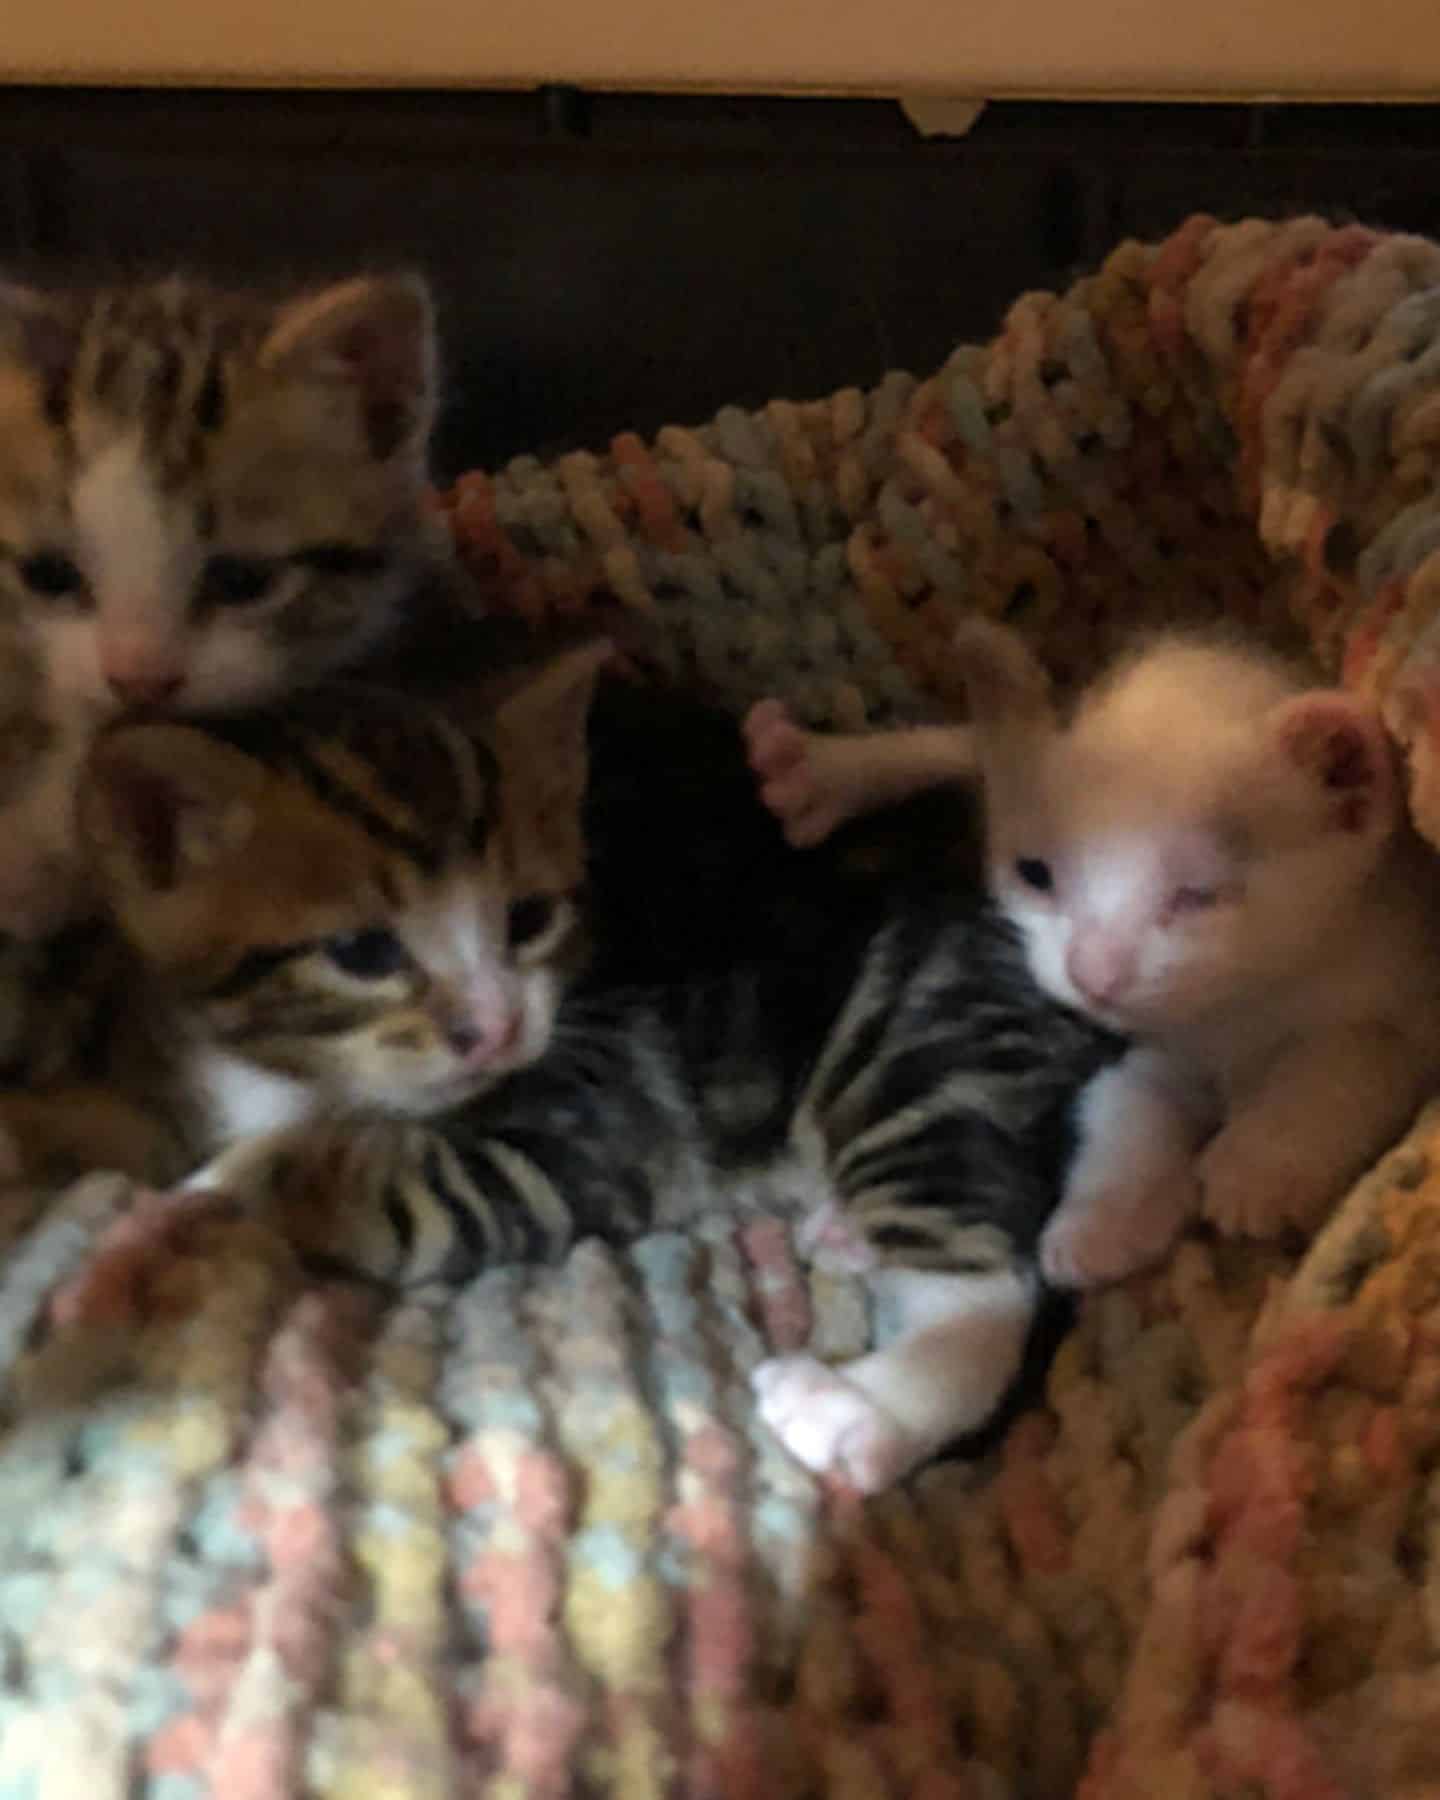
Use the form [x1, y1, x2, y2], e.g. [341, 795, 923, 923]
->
[0, 270, 441, 938]
[0, 648, 603, 1194]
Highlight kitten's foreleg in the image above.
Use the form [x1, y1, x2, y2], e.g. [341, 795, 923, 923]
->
[752, 1265, 1036, 1492]
[1201, 1025, 1434, 1239]
[1039, 1047, 1209, 1289]
[189, 1118, 494, 1282]
[190, 1112, 616, 1284]
[743, 701, 975, 848]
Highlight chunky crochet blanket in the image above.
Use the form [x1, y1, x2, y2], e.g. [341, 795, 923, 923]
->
[6, 214, 1440, 1798]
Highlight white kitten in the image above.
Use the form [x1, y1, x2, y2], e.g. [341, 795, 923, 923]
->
[750, 622, 1440, 1290]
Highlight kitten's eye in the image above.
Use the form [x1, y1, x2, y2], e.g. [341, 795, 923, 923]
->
[323, 928, 406, 979]
[205, 554, 279, 607]
[1172, 885, 1220, 914]
[294, 544, 388, 578]
[508, 894, 559, 948]
[1014, 857, 1054, 893]
[18, 551, 83, 600]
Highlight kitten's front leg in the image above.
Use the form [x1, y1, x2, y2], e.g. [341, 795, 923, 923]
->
[1039, 1047, 1210, 1290]
[1200, 1025, 1434, 1239]
[190, 1119, 489, 1284]
[753, 1266, 1036, 1493]
[743, 701, 974, 848]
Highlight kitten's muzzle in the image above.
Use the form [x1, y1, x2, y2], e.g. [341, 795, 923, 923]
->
[105, 663, 184, 710]
[1064, 935, 1137, 1009]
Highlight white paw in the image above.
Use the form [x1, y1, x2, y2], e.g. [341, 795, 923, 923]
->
[1040, 1169, 1196, 1290]
[795, 1199, 878, 1273]
[752, 1354, 919, 1493]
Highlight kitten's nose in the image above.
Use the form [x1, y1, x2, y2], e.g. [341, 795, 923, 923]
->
[102, 633, 185, 709]
[448, 1009, 522, 1065]
[1065, 937, 1134, 1007]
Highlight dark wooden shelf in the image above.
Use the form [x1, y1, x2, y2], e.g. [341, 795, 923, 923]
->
[5, 90, 1438, 473]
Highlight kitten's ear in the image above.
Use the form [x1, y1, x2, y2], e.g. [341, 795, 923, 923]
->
[950, 618, 1054, 732]
[489, 641, 613, 821]
[0, 281, 78, 400]
[950, 620, 1054, 799]
[1264, 692, 1399, 837]
[484, 643, 611, 876]
[78, 726, 265, 896]
[260, 274, 436, 459]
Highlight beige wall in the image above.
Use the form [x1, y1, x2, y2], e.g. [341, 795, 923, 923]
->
[5, 0, 1440, 99]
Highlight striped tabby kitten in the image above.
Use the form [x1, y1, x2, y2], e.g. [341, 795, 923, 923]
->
[0, 270, 440, 938]
[29, 654, 1120, 1491]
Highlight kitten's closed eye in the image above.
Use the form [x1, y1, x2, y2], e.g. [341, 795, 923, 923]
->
[324, 927, 407, 979]
[1171, 885, 1221, 913]
[1014, 857, 1054, 893]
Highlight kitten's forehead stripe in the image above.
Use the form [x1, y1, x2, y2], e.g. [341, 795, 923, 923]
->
[205, 941, 315, 1001]
[72, 282, 266, 490]
[195, 357, 225, 433]
[198, 691, 490, 875]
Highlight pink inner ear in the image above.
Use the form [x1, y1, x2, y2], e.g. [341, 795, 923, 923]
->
[1, 285, 78, 418]
[103, 762, 183, 889]
[336, 315, 423, 459]
[1276, 696, 1389, 834]
[1316, 725, 1370, 793]
[336, 317, 409, 391]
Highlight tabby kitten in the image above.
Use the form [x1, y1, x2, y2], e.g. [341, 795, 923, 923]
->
[0, 269, 440, 938]
[26, 655, 1121, 1491]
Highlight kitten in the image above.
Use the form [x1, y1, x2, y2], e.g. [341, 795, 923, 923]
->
[8, 653, 1119, 1492]
[0, 269, 441, 938]
[747, 621, 1440, 1284]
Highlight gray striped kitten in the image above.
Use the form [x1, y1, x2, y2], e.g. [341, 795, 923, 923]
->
[0, 270, 441, 939]
[22, 654, 1122, 1492]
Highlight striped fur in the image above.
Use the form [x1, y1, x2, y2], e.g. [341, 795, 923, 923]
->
[0, 270, 441, 937]
[42, 665, 1123, 1327]
[224, 900, 1120, 1289]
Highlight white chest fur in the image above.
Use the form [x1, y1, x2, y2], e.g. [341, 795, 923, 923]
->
[191, 1048, 317, 1155]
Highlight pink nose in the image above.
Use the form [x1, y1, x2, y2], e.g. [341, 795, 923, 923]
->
[448, 1008, 522, 1065]
[1065, 937, 1134, 1006]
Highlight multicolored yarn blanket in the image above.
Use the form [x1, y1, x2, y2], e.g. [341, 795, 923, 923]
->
[7, 213, 1440, 1798]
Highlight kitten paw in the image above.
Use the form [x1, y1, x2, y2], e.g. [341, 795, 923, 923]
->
[795, 1199, 879, 1273]
[1199, 1133, 1341, 1239]
[752, 1354, 919, 1492]
[1040, 1169, 1197, 1290]
[742, 700, 861, 849]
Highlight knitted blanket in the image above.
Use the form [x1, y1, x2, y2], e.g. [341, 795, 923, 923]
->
[6, 214, 1440, 1798]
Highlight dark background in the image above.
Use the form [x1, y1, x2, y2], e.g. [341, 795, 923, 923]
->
[3, 89, 1439, 474]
